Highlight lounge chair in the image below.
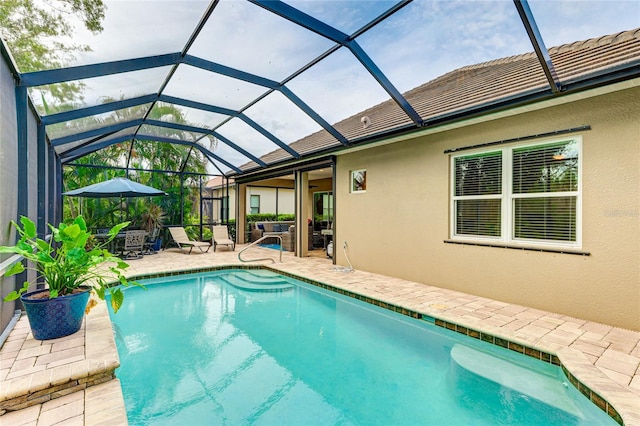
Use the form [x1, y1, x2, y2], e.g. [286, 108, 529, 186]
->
[168, 227, 211, 254]
[212, 225, 235, 252]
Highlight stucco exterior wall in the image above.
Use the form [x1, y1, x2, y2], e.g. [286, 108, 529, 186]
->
[334, 86, 640, 330]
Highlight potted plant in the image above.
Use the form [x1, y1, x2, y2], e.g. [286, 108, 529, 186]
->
[1, 216, 139, 340]
[141, 204, 166, 251]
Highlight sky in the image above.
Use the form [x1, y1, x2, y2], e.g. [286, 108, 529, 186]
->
[32, 0, 640, 174]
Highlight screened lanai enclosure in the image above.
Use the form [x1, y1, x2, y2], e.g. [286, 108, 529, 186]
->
[1, 0, 640, 332]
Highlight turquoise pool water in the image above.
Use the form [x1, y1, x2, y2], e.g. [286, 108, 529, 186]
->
[109, 269, 615, 425]
[259, 243, 281, 250]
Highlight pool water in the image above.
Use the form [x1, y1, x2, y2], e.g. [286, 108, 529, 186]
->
[109, 269, 615, 425]
[259, 243, 281, 250]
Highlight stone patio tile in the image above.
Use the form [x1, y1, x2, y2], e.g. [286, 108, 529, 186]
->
[581, 330, 607, 341]
[540, 329, 581, 347]
[7, 358, 46, 379]
[50, 337, 84, 353]
[0, 356, 17, 371]
[606, 334, 640, 354]
[515, 324, 552, 339]
[34, 347, 84, 367]
[15, 346, 51, 361]
[0, 404, 40, 426]
[531, 316, 563, 330]
[8, 357, 36, 375]
[595, 349, 640, 377]
[0, 340, 23, 355]
[581, 322, 614, 335]
[48, 365, 73, 388]
[502, 319, 533, 331]
[494, 305, 528, 316]
[1, 374, 32, 400]
[459, 310, 492, 320]
[584, 353, 599, 364]
[28, 368, 53, 391]
[570, 340, 609, 358]
[19, 339, 43, 350]
[597, 366, 632, 387]
[515, 310, 545, 321]
[85, 381, 128, 425]
[480, 315, 513, 328]
[37, 392, 84, 425]
[557, 320, 586, 332]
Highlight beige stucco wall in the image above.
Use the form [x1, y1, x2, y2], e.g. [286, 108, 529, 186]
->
[334, 86, 640, 330]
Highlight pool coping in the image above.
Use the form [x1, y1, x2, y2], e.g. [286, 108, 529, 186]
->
[0, 258, 638, 425]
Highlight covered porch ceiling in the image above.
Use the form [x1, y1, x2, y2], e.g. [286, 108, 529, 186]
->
[6, 0, 640, 178]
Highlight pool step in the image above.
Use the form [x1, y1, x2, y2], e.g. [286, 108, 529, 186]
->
[219, 272, 294, 292]
[450, 344, 581, 418]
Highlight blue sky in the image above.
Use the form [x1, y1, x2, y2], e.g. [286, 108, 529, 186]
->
[44, 0, 640, 172]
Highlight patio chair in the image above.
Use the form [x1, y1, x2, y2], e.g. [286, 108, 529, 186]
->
[168, 226, 211, 254]
[212, 225, 235, 252]
[122, 230, 147, 260]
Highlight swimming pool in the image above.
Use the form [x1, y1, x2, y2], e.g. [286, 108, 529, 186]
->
[109, 269, 615, 425]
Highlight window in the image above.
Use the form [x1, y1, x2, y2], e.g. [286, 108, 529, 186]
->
[313, 191, 334, 230]
[250, 194, 260, 214]
[221, 196, 229, 221]
[351, 169, 366, 193]
[451, 138, 580, 247]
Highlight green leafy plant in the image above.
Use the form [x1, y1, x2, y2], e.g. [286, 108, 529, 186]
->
[141, 204, 166, 233]
[1, 216, 139, 313]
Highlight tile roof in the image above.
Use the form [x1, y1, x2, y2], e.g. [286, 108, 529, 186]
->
[205, 176, 235, 189]
[240, 28, 640, 172]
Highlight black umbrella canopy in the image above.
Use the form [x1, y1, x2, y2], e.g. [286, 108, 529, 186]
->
[63, 177, 168, 198]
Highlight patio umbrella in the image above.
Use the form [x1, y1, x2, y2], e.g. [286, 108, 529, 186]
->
[64, 177, 168, 219]
[64, 177, 168, 198]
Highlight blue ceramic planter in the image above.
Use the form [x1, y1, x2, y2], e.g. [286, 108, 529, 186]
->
[21, 287, 91, 340]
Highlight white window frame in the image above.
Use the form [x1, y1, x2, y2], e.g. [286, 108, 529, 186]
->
[350, 169, 367, 193]
[450, 137, 582, 248]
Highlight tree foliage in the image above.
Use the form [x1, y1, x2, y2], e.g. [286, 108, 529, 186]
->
[62, 101, 214, 229]
[0, 0, 106, 105]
